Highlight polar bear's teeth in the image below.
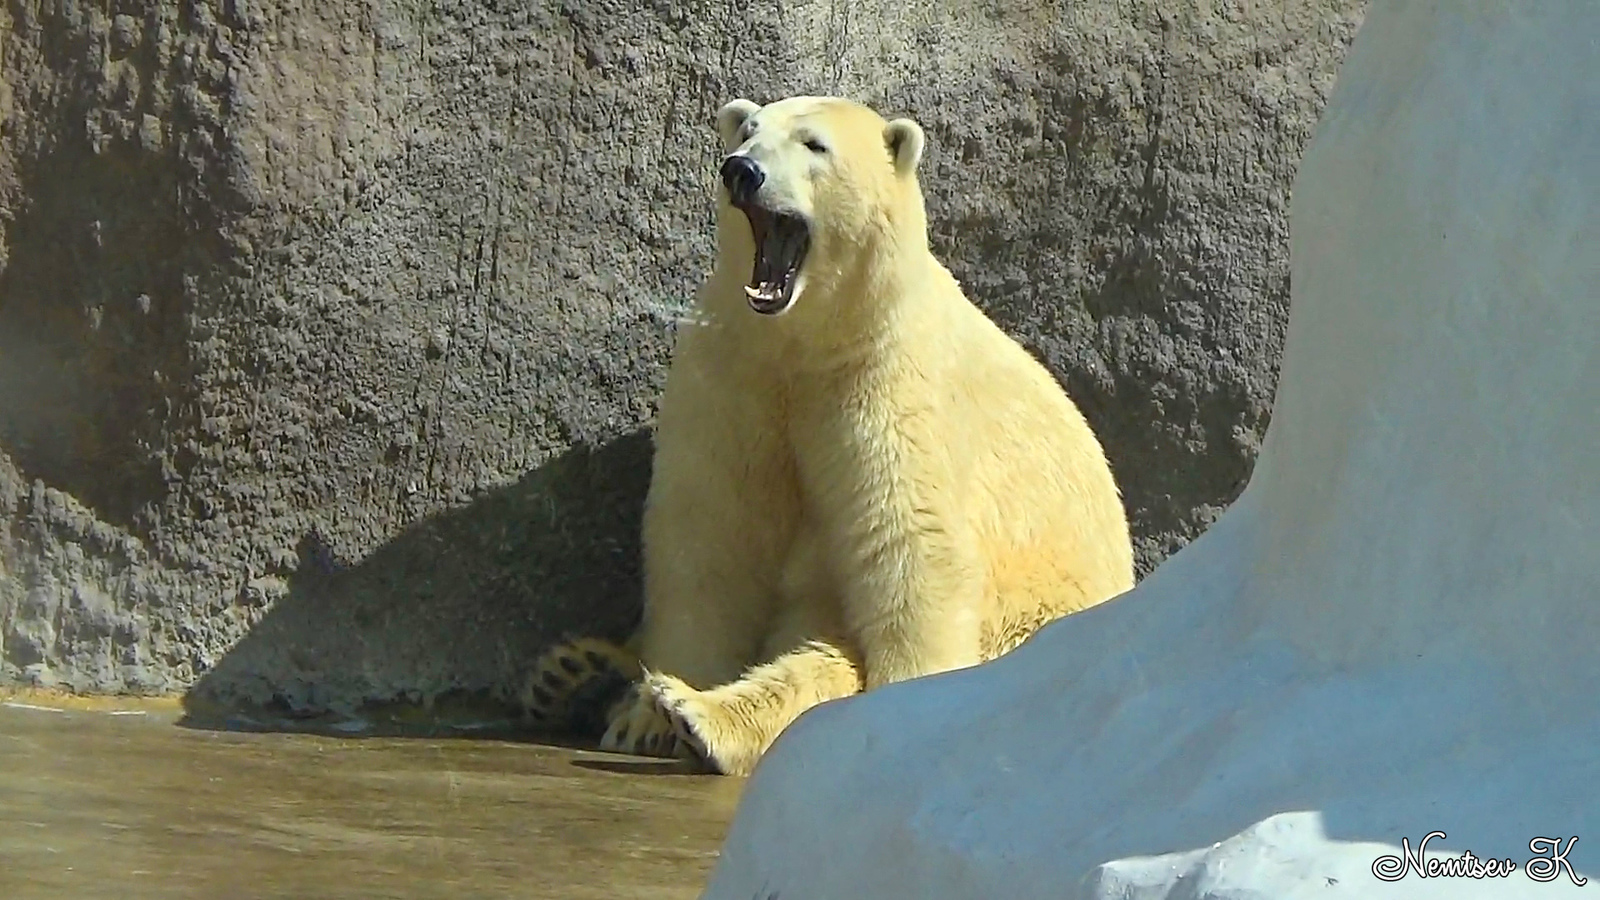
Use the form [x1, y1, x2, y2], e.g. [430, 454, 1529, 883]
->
[744, 284, 764, 301]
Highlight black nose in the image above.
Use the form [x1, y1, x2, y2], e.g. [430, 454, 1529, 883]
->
[720, 155, 765, 205]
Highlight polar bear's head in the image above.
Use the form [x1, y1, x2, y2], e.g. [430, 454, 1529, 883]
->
[714, 95, 927, 317]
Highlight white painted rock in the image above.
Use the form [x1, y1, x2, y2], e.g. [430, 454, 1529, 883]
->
[699, 2, 1600, 897]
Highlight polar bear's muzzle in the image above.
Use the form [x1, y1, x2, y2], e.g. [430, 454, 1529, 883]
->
[720, 155, 812, 316]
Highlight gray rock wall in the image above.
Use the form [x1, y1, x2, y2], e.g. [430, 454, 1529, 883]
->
[0, 0, 1366, 717]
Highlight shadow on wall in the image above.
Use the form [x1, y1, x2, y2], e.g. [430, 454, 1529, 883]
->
[0, 136, 217, 543]
[177, 429, 655, 736]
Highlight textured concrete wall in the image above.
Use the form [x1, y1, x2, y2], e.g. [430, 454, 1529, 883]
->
[0, 0, 1365, 717]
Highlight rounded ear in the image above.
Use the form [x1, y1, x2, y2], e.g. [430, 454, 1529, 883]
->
[884, 118, 925, 176]
[717, 99, 761, 152]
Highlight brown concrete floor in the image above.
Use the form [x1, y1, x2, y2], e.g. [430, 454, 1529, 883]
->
[0, 691, 742, 899]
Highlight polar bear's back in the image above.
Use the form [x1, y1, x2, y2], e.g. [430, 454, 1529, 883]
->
[932, 290, 1136, 655]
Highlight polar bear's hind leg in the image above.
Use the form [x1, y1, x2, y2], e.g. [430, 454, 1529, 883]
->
[519, 637, 638, 738]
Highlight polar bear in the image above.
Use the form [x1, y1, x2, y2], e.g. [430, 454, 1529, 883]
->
[520, 95, 1136, 776]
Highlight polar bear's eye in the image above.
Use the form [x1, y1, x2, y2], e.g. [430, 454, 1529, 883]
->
[803, 137, 828, 154]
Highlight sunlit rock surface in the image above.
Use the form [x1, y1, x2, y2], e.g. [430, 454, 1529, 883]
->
[0, 0, 1361, 713]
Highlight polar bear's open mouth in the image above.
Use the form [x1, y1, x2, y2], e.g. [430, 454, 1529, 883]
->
[740, 206, 811, 316]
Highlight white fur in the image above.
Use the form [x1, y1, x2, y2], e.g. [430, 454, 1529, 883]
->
[535, 96, 1136, 776]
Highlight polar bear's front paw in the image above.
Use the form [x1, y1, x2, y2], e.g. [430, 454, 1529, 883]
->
[642, 673, 717, 767]
[598, 683, 685, 760]
[643, 672, 761, 776]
